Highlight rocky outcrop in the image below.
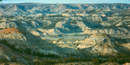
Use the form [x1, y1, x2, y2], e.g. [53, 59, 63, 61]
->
[38, 28, 60, 35]
[78, 34, 127, 56]
[83, 28, 129, 34]
[0, 3, 130, 64]
[0, 22, 18, 29]
[0, 3, 130, 16]
[55, 21, 83, 33]
[116, 22, 126, 26]
[0, 28, 83, 57]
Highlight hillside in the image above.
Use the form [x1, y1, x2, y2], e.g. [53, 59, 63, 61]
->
[0, 3, 130, 65]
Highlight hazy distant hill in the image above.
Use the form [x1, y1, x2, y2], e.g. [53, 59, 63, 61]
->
[0, 3, 130, 16]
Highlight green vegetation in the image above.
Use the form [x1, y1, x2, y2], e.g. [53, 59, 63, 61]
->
[0, 58, 8, 63]
[34, 59, 55, 65]
[1, 40, 21, 52]
[0, 28, 3, 30]
[92, 58, 101, 65]
[108, 54, 130, 64]
[1, 40, 60, 58]
[33, 54, 130, 65]
[10, 55, 17, 62]
[0, 41, 130, 65]
[33, 56, 101, 65]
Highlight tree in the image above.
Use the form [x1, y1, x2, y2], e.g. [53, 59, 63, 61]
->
[92, 58, 100, 65]
[0, 58, 8, 63]
[39, 59, 55, 65]
[11, 55, 17, 62]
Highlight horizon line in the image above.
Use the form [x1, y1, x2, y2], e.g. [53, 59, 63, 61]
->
[0, 2, 130, 4]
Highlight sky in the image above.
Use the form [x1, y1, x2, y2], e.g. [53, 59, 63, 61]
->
[1, 0, 130, 4]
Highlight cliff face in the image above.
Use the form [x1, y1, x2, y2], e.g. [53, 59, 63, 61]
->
[83, 28, 129, 34]
[0, 28, 84, 58]
[78, 34, 119, 55]
[0, 22, 18, 29]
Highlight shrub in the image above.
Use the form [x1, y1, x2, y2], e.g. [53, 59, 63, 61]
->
[92, 58, 100, 65]
[0, 58, 9, 63]
[39, 59, 55, 65]
[11, 55, 17, 62]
